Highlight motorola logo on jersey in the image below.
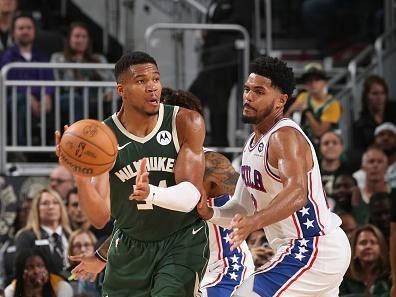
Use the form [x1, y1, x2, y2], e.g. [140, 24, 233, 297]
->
[156, 131, 172, 145]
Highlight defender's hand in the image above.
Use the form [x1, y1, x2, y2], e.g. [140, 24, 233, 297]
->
[229, 214, 256, 251]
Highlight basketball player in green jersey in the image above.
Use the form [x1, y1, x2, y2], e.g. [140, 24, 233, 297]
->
[56, 51, 209, 297]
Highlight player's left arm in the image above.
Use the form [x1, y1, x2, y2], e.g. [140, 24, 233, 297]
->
[230, 128, 310, 248]
[131, 108, 205, 212]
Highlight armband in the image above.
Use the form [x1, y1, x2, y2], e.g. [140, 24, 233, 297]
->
[94, 249, 107, 263]
[147, 181, 200, 212]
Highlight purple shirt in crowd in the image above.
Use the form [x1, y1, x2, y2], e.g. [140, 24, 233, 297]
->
[0, 45, 54, 98]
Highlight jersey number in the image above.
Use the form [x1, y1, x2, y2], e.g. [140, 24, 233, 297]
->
[136, 180, 167, 210]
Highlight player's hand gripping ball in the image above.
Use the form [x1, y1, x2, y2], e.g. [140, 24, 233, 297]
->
[59, 119, 118, 177]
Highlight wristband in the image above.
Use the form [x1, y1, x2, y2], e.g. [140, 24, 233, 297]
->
[94, 249, 107, 263]
[146, 182, 200, 212]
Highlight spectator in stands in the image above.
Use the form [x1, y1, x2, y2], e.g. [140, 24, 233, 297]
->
[188, 0, 254, 147]
[333, 173, 367, 226]
[67, 229, 101, 297]
[339, 212, 358, 240]
[65, 188, 112, 243]
[356, 147, 390, 205]
[340, 225, 391, 296]
[246, 230, 274, 269]
[374, 122, 396, 189]
[65, 188, 89, 231]
[50, 21, 114, 124]
[319, 130, 350, 199]
[353, 75, 396, 170]
[0, 0, 17, 57]
[286, 63, 342, 149]
[49, 165, 74, 201]
[369, 192, 391, 242]
[15, 189, 71, 276]
[0, 179, 47, 288]
[4, 248, 73, 297]
[0, 13, 54, 146]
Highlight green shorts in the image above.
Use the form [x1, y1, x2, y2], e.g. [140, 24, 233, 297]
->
[102, 219, 209, 297]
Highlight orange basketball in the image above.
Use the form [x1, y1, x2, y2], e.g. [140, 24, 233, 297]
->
[59, 119, 118, 177]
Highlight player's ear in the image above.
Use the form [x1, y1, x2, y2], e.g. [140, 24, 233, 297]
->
[116, 83, 124, 97]
[277, 94, 287, 108]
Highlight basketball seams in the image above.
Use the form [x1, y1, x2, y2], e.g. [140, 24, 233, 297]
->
[59, 119, 118, 177]
[64, 131, 116, 158]
[61, 147, 115, 167]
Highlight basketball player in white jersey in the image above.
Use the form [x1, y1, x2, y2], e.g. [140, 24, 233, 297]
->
[198, 56, 351, 297]
[69, 89, 255, 297]
[160, 89, 255, 296]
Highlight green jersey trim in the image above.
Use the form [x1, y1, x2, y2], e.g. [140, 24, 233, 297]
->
[111, 104, 165, 143]
[171, 106, 180, 152]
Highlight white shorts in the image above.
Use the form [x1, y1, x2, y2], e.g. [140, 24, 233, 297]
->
[233, 227, 351, 297]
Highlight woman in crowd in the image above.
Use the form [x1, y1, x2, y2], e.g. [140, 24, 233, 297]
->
[4, 248, 72, 297]
[319, 130, 350, 204]
[352, 75, 396, 169]
[15, 189, 71, 276]
[50, 21, 115, 123]
[67, 229, 101, 297]
[340, 224, 391, 296]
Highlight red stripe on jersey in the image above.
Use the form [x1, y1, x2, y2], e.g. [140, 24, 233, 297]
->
[292, 213, 303, 238]
[275, 236, 319, 296]
[308, 172, 325, 234]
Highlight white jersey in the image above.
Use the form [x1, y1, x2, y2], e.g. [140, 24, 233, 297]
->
[240, 118, 341, 250]
[201, 195, 255, 296]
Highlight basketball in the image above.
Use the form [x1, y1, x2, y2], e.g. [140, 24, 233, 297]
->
[59, 119, 118, 177]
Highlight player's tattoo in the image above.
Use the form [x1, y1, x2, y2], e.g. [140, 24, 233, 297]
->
[204, 152, 239, 196]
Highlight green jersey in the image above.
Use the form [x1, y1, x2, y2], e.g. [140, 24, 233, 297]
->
[104, 104, 200, 241]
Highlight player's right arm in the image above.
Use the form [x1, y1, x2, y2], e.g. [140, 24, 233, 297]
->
[55, 130, 111, 228]
[197, 176, 255, 228]
[75, 173, 111, 229]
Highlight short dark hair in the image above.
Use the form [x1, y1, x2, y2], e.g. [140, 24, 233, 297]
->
[12, 12, 36, 33]
[161, 87, 203, 116]
[114, 51, 158, 82]
[249, 56, 295, 99]
[65, 187, 78, 206]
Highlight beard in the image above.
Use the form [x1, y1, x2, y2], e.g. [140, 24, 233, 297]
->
[17, 38, 33, 47]
[242, 115, 257, 124]
[144, 109, 159, 117]
[242, 102, 274, 125]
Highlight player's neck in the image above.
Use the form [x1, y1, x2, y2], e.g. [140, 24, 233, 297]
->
[118, 106, 158, 137]
[254, 112, 284, 137]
